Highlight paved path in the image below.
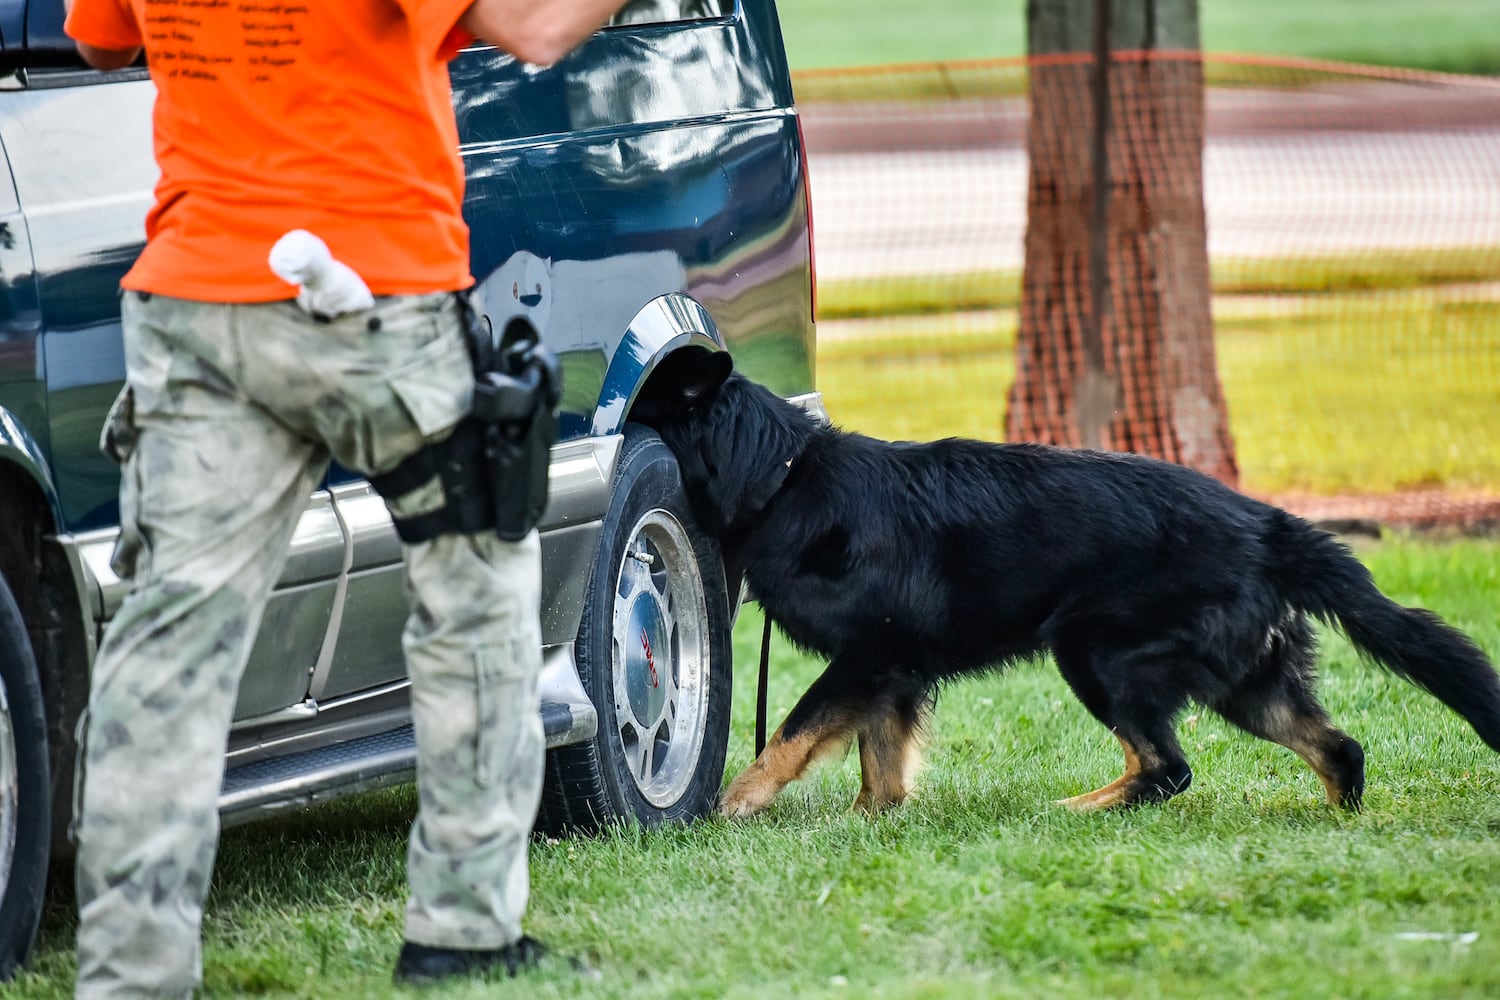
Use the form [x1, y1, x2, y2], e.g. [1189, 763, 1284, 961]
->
[805, 111, 1500, 281]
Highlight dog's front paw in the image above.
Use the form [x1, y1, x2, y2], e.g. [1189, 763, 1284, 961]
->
[719, 768, 779, 818]
[851, 788, 904, 815]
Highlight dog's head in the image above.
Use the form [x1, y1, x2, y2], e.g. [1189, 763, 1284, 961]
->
[633, 349, 814, 536]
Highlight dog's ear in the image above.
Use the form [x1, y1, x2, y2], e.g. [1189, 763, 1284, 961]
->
[696, 376, 802, 529]
[672, 350, 735, 413]
[634, 348, 734, 424]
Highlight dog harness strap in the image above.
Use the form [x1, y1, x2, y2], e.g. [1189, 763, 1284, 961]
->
[756, 611, 772, 756]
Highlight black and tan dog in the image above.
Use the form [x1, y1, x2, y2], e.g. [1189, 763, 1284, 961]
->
[634, 349, 1500, 817]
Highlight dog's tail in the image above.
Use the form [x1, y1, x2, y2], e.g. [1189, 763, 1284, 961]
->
[1267, 510, 1500, 751]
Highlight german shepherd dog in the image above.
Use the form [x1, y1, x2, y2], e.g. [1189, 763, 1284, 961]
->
[634, 350, 1500, 817]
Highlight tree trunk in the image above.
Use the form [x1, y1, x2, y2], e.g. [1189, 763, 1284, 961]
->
[1008, 0, 1237, 486]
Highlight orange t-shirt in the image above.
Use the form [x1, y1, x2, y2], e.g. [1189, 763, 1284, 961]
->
[65, 0, 477, 301]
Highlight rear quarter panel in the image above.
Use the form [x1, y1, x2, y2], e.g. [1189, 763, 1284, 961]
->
[454, 0, 815, 434]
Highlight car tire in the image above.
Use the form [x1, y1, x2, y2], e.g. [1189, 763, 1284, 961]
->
[0, 571, 50, 981]
[537, 424, 731, 835]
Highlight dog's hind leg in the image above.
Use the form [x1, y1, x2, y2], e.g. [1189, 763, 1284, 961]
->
[1057, 721, 1193, 811]
[853, 697, 931, 815]
[1052, 645, 1195, 810]
[1209, 617, 1365, 809]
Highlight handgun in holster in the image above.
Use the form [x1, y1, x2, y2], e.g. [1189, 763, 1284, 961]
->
[371, 299, 561, 544]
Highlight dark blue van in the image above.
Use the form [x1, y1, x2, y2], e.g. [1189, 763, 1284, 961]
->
[0, 0, 817, 975]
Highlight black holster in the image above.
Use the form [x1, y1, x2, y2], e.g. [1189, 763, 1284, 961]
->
[371, 301, 561, 543]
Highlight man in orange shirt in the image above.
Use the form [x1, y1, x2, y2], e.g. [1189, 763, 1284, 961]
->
[63, 1, 626, 993]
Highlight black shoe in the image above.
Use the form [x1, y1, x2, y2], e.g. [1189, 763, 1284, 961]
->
[393, 935, 548, 984]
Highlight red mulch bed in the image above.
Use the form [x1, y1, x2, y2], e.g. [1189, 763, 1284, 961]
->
[1264, 491, 1500, 537]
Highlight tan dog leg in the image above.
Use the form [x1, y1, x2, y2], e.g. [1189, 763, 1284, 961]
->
[720, 721, 854, 818]
[1058, 726, 1191, 811]
[1057, 733, 1148, 811]
[852, 711, 925, 814]
[1216, 699, 1365, 809]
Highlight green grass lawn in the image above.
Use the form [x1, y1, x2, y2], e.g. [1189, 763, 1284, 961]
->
[1218, 297, 1500, 495]
[817, 251, 1500, 323]
[817, 295, 1500, 498]
[779, 0, 1500, 74]
[11, 538, 1500, 998]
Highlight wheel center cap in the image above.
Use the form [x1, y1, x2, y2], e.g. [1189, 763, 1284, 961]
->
[625, 594, 668, 724]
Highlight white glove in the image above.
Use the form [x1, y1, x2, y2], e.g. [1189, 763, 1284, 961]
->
[268, 230, 375, 319]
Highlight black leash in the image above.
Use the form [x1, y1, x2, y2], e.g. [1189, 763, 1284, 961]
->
[755, 611, 772, 757]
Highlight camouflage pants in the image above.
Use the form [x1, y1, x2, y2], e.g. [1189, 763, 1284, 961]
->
[74, 292, 545, 999]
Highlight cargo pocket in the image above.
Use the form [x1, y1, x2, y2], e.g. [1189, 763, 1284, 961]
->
[99, 388, 149, 580]
[386, 330, 473, 439]
[352, 324, 473, 476]
[473, 639, 532, 789]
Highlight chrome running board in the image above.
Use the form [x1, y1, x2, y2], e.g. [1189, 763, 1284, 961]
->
[219, 697, 593, 828]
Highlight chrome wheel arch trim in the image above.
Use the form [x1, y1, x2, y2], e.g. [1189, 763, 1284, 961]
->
[590, 293, 727, 438]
